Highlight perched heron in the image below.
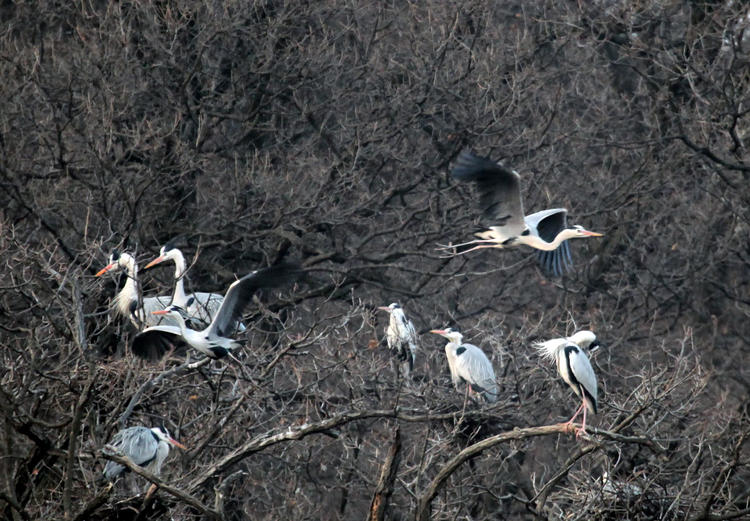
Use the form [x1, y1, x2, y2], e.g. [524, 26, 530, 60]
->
[144, 243, 241, 330]
[430, 327, 498, 403]
[103, 426, 186, 481]
[132, 263, 299, 360]
[95, 250, 174, 328]
[439, 149, 603, 276]
[535, 330, 599, 436]
[377, 303, 418, 377]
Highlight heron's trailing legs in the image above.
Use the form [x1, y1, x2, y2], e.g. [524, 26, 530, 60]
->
[436, 240, 502, 258]
[436, 237, 500, 250]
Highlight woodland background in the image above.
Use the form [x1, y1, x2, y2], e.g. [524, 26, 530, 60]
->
[1, 1, 749, 520]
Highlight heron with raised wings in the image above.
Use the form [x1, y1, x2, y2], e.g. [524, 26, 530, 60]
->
[439, 150, 603, 276]
[377, 303, 418, 377]
[95, 250, 174, 328]
[103, 425, 186, 481]
[144, 243, 237, 329]
[132, 263, 299, 360]
[535, 330, 600, 436]
[430, 327, 498, 403]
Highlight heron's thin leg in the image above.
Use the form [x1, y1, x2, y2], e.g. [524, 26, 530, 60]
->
[564, 402, 584, 426]
[575, 404, 589, 438]
[435, 237, 499, 250]
[437, 243, 502, 258]
[462, 384, 470, 412]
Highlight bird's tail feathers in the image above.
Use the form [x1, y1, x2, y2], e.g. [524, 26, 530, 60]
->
[582, 388, 598, 415]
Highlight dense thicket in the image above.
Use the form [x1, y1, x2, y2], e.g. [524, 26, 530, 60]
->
[1, 1, 749, 520]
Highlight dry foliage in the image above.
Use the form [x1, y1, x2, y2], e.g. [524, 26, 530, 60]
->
[1, 1, 749, 520]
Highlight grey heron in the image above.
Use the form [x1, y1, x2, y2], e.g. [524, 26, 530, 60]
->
[535, 330, 599, 436]
[103, 426, 186, 481]
[132, 263, 299, 360]
[430, 327, 498, 403]
[95, 250, 175, 328]
[377, 303, 418, 376]
[144, 243, 241, 330]
[439, 150, 603, 276]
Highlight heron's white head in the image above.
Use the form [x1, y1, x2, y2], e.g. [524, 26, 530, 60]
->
[150, 427, 187, 449]
[568, 330, 599, 349]
[152, 304, 189, 319]
[95, 250, 135, 277]
[144, 242, 184, 270]
[429, 327, 463, 344]
[377, 302, 401, 313]
[570, 225, 603, 238]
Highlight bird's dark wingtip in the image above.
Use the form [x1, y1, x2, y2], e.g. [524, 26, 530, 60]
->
[132, 332, 183, 362]
[251, 262, 304, 287]
[451, 149, 487, 181]
[536, 244, 575, 278]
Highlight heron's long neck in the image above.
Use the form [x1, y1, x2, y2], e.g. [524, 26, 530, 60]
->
[172, 253, 187, 304]
[171, 311, 191, 336]
[520, 229, 577, 251]
[115, 259, 139, 317]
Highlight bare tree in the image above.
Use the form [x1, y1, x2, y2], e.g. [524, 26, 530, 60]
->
[0, 1, 748, 520]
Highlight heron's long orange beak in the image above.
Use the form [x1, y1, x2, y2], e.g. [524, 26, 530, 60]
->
[377, 306, 391, 312]
[583, 231, 603, 237]
[152, 309, 169, 315]
[169, 438, 187, 450]
[429, 329, 447, 335]
[144, 255, 166, 269]
[95, 263, 116, 277]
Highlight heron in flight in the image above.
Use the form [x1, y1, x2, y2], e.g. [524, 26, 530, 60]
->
[95, 250, 174, 328]
[377, 303, 418, 377]
[144, 243, 240, 330]
[439, 150, 603, 276]
[132, 263, 299, 360]
[103, 425, 186, 481]
[535, 330, 599, 436]
[430, 327, 498, 403]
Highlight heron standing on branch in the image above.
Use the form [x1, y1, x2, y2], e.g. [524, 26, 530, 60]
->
[438, 150, 603, 276]
[144, 243, 238, 329]
[535, 330, 600, 436]
[103, 426, 186, 482]
[132, 263, 300, 361]
[430, 327, 498, 403]
[377, 303, 418, 377]
[96, 250, 174, 328]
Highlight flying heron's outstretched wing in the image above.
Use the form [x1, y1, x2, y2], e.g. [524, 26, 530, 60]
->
[527, 208, 574, 277]
[208, 263, 301, 338]
[451, 150, 526, 236]
[132, 325, 185, 361]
